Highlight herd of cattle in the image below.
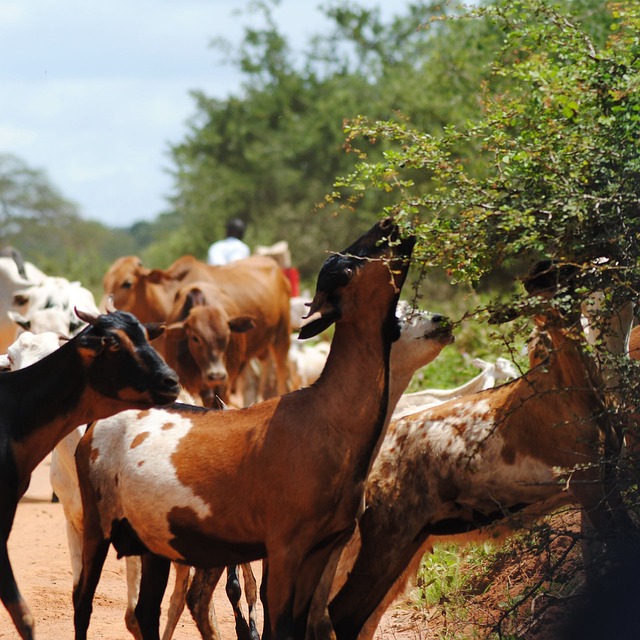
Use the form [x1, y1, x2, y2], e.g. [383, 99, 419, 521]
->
[0, 220, 638, 640]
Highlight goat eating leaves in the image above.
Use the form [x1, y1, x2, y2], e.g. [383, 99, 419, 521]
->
[72, 218, 415, 640]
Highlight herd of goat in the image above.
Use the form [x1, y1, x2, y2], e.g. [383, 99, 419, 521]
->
[0, 218, 637, 640]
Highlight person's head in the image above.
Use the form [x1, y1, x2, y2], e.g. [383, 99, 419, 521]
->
[226, 218, 246, 240]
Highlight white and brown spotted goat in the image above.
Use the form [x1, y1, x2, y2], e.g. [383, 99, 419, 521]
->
[0, 310, 180, 640]
[327, 301, 619, 640]
[72, 219, 416, 640]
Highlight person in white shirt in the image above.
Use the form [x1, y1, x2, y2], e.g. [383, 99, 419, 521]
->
[207, 218, 250, 265]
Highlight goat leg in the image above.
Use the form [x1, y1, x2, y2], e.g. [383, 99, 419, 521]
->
[260, 560, 271, 640]
[161, 563, 191, 640]
[187, 567, 224, 640]
[226, 564, 260, 640]
[0, 518, 35, 640]
[73, 536, 111, 640]
[136, 553, 171, 640]
[241, 562, 261, 640]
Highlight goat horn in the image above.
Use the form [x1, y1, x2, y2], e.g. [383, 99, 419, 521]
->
[75, 307, 100, 326]
[105, 295, 117, 313]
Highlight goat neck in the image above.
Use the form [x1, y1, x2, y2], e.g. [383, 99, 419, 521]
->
[300, 218, 415, 480]
[533, 310, 605, 409]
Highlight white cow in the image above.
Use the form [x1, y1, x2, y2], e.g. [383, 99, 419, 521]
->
[392, 356, 520, 419]
[288, 338, 331, 389]
[0, 256, 47, 352]
[11, 276, 100, 337]
[8, 307, 72, 336]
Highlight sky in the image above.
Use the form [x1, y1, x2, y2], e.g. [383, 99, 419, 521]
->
[0, 0, 409, 228]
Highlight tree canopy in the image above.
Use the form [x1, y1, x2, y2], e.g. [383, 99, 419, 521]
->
[336, 1, 638, 291]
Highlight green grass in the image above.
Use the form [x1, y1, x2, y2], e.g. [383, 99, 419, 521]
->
[417, 541, 498, 609]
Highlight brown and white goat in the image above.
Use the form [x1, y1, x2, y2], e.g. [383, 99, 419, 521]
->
[327, 306, 616, 640]
[0, 310, 180, 640]
[72, 219, 416, 640]
[157, 301, 454, 640]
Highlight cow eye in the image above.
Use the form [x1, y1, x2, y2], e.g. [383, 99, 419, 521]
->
[190, 334, 200, 345]
[121, 280, 133, 290]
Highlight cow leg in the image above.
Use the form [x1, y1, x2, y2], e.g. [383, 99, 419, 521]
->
[269, 336, 291, 396]
[0, 499, 35, 640]
[187, 567, 224, 640]
[135, 554, 171, 640]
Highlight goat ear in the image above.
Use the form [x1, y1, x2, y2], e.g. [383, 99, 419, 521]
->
[298, 291, 340, 339]
[144, 322, 166, 341]
[229, 316, 257, 334]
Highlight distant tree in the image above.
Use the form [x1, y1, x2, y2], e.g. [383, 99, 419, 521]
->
[168, 1, 490, 279]
[0, 154, 78, 234]
[0, 153, 135, 294]
[164, 0, 619, 286]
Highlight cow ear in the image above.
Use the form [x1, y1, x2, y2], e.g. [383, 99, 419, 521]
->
[144, 322, 166, 341]
[164, 322, 186, 341]
[7, 310, 30, 331]
[147, 269, 170, 284]
[229, 316, 257, 334]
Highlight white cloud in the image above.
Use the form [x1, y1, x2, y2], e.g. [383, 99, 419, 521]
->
[0, 0, 411, 227]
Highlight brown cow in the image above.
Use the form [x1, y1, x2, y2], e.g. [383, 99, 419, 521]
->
[100, 255, 207, 320]
[164, 282, 257, 408]
[102, 254, 292, 399]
